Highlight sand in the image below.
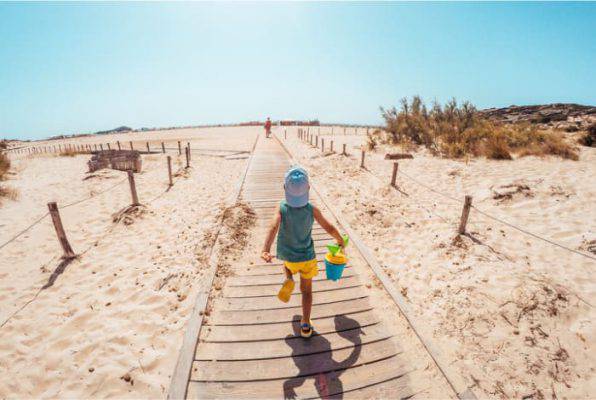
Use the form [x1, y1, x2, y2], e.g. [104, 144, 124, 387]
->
[1, 124, 594, 398]
[279, 127, 595, 399]
[0, 127, 257, 398]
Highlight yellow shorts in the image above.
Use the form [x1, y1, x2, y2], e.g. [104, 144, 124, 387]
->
[284, 259, 318, 279]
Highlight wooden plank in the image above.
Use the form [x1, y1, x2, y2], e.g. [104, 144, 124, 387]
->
[223, 275, 361, 298]
[233, 263, 353, 276]
[190, 336, 398, 381]
[210, 297, 371, 325]
[187, 357, 415, 399]
[195, 323, 388, 361]
[226, 270, 357, 286]
[216, 286, 365, 311]
[201, 310, 378, 342]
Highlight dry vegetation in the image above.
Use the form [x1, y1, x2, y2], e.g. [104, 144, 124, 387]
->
[0, 153, 19, 202]
[579, 123, 596, 147]
[374, 97, 579, 160]
[59, 148, 88, 157]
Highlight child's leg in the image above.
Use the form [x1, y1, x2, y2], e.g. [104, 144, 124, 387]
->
[284, 266, 294, 281]
[300, 277, 313, 324]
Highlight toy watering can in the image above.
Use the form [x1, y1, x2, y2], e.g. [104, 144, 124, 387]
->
[325, 235, 349, 281]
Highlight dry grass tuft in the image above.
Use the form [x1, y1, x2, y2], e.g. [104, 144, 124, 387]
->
[0, 153, 10, 180]
[381, 97, 578, 160]
[0, 185, 19, 202]
[579, 123, 596, 147]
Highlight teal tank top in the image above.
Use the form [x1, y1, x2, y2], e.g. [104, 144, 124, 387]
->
[276, 201, 315, 262]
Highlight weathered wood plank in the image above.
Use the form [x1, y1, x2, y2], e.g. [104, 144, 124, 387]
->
[190, 336, 398, 382]
[201, 310, 378, 342]
[209, 297, 371, 325]
[195, 323, 389, 361]
[216, 286, 365, 311]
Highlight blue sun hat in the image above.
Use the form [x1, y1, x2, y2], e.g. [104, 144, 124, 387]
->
[284, 166, 309, 208]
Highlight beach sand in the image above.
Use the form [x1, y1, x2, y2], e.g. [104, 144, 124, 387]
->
[0, 127, 257, 398]
[1, 124, 594, 398]
[280, 127, 595, 399]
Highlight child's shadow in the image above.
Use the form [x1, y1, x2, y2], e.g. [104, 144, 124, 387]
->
[283, 314, 363, 399]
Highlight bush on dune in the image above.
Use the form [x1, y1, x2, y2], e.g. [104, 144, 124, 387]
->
[381, 97, 579, 160]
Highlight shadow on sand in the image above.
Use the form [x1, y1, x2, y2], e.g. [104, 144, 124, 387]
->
[283, 314, 363, 399]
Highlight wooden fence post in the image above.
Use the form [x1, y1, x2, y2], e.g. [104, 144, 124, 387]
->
[187, 143, 191, 161]
[100, 144, 104, 152]
[185, 146, 190, 168]
[167, 156, 173, 187]
[130, 141, 134, 150]
[360, 150, 365, 168]
[321, 138, 325, 152]
[316, 136, 319, 148]
[117, 141, 121, 150]
[458, 196, 473, 234]
[107, 143, 111, 151]
[284, 129, 287, 139]
[331, 140, 334, 153]
[47, 202, 76, 259]
[127, 170, 140, 206]
[146, 142, 150, 152]
[178, 141, 181, 155]
[391, 162, 398, 187]
[342, 143, 346, 155]
[161, 142, 165, 153]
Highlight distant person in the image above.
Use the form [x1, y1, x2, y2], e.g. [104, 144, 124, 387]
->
[261, 166, 345, 338]
[264, 117, 272, 138]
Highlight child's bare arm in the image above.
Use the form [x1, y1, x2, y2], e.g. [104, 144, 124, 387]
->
[261, 208, 281, 262]
[313, 206, 343, 247]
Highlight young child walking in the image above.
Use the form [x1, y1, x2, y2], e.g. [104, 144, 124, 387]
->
[261, 166, 344, 338]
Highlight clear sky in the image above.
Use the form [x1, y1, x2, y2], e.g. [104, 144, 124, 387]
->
[1, 2, 595, 140]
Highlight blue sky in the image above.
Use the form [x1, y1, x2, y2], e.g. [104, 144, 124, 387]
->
[1, 2, 595, 140]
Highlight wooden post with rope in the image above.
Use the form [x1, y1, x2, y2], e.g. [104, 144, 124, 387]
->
[47, 202, 76, 259]
[458, 196, 473, 234]
[127, 170, 140, 206]
[167, 156, 173, 187]
[391, 162, 398, 187]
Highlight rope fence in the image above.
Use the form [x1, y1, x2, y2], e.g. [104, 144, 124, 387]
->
[291, 127, 596, 262]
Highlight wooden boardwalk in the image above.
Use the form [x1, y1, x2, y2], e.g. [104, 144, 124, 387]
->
[174, 136, 459, 399]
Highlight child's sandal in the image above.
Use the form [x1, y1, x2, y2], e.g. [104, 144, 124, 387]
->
[300, 321, 313, 338]
[277, 279, 295, 303]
